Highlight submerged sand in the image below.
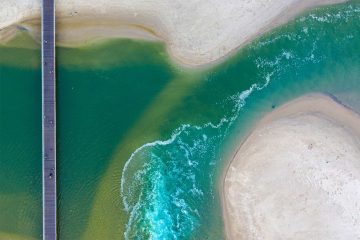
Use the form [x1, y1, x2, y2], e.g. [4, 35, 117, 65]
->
[0, 0, 346, 67]
[223, 94, 360, 239]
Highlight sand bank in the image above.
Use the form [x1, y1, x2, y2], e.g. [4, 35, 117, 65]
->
[0, 0, 346, 67]
[223, 94, 360, 239]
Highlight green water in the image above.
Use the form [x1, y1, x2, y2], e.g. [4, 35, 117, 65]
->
[0, 1, 359, 239]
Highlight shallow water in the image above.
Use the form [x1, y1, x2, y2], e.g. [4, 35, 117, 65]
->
[0, 1, 359, 239]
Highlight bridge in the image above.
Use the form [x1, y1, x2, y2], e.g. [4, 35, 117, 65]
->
[41, 0, 57, 239]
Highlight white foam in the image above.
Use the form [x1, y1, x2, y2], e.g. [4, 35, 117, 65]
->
[120, 75, 272, 239]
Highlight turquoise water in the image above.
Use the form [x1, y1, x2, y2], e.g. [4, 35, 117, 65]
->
[0, 34, 42, 239]
[121, 2, 360, 239]
[56, 40, 175, 239]
[0, 64, 42, 239]
[0, 1, 359, 239]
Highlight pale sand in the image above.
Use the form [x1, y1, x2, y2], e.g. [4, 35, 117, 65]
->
[0, 0, 346, 67]
[222, 94, 360, 239]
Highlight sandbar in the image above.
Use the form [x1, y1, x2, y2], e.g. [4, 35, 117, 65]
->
[222, 94, 360, 239]
[0, 0, 347, 67]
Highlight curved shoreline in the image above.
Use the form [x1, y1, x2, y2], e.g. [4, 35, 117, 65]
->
[1, 0, 347, 68]
[222, 94, 360, 239]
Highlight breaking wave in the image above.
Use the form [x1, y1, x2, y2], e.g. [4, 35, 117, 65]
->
[119, 3, 359, 239]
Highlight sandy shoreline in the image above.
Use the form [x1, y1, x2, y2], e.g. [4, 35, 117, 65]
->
[222, 94, 360, 239]
[0, 0, 347, 67]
